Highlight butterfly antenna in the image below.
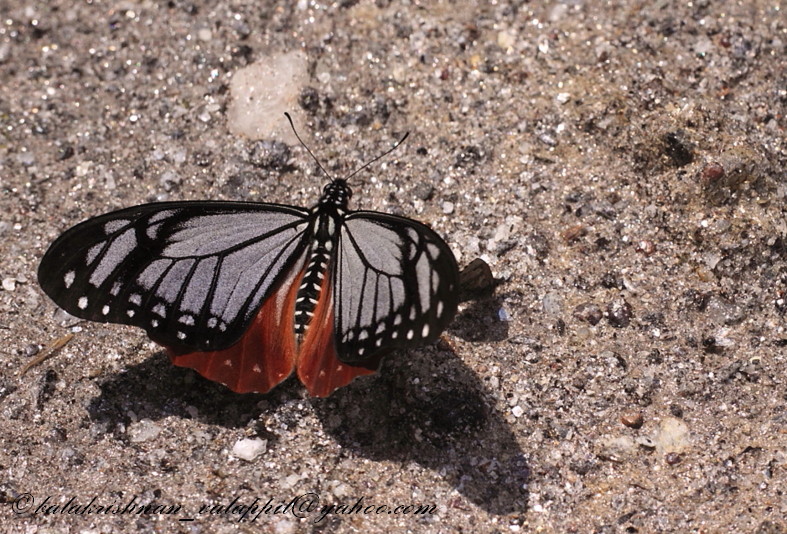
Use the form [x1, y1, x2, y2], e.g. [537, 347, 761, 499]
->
[285, 112, 334, 181]
[345, 131, 410, 182]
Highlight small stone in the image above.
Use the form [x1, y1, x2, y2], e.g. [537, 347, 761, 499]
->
[0, 43, 10, 64]
[16, 152, 35, 166]
[497, 29, 516, 50]
[511, 405, 524, 418]
[606, 298, 633, 328]
[231, 437, 267, 461]
[621, 411, 644, 429]
[412, 182, 434, 201]
[665, 452, 682, 465]
[700, 162, 725, 185]
[197, 28, 212, 41]
[652, 417, 690, 454]
[706, 295, 744, 325]
[635, 239, 656, 255]
[273, 518, 297, 534]
[573, 302, 603, 325]
[597, 435, 636, 462]
[128, 420, 162, 443]
[542, 292, 563, 316]
[442, 201, 455, 214]
[2, 278, 16, 291]
[561, 224, 586, 243]
[247, 140, 291, 170]
[53, 308, 81, 327]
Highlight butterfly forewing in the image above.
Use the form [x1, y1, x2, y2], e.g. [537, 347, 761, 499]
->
[334, 211, 459, 363]
[38, 201, 311, 351]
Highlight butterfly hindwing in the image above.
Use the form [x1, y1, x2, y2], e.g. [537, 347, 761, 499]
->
[334, 211, 459, 364]
[38, 201, 311, 351]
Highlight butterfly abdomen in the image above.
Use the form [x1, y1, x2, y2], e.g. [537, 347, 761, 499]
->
[293, 181, 349, 338]
[293, 224, 336, 336]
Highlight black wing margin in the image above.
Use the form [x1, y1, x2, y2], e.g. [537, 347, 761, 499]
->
[38, 201, 311, 351]
[334, 211, 459, 364]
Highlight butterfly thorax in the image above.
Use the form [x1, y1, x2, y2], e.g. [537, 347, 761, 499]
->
[293, 180, 352, 337]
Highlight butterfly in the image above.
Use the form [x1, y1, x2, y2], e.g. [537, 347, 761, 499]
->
[37, 115, 460, 397]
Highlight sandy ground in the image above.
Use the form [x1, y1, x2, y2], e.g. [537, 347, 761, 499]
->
[1, 1, 784, 532]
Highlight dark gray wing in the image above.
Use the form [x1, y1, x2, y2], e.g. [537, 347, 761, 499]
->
[38, 201, 311, 350]
[334, 211, 459, 364]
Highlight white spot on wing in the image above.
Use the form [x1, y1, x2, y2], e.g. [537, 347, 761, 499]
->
[89, 229, 138, 288]
[421, 324, 430, 338]
[148, 209, 177, 224]
[85, 244, 102, 266]
[102, 305, 110, 315]
[64, 271, 75, 289]
[147, 222, 164, 240]
[77, 296, 88, 310]
[103, 219, 130, 234]
[129, 294, 142, 305]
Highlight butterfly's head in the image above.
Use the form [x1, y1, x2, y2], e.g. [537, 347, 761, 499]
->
[320, 179, 352, 209]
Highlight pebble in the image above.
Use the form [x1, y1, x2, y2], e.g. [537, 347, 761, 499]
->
[542, 292, 563, 316]
[573, 302, 603, 325]
[665, 452, 683, 465]
[16, 152, 35, 166]
[606, 298, 633, 328]
[53, 308, 81, 327]
[273, 518, 297, 534]
[128, 420, 162, 443]
[497, 30, 516, 50]
[706, 295, 744, 325]
[231, 438, 267, 461]
[597, 435, 636, 461]
[621, 411, 644, 429]
[700, 162, 725, 185]
[635, 239, 656, 255]
[498, 307, 512, 322]
[197, 28, 212, 41]
[652, 417, 690, 454]
[2, 278, 16, 291]
[227, 51, 308, 141]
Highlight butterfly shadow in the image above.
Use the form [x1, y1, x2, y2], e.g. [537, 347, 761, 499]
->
[86, 350, 301, 432]
[309, 345, 530, 516]
[450, 294, 510, 343]
[86, 346, 529, 516]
